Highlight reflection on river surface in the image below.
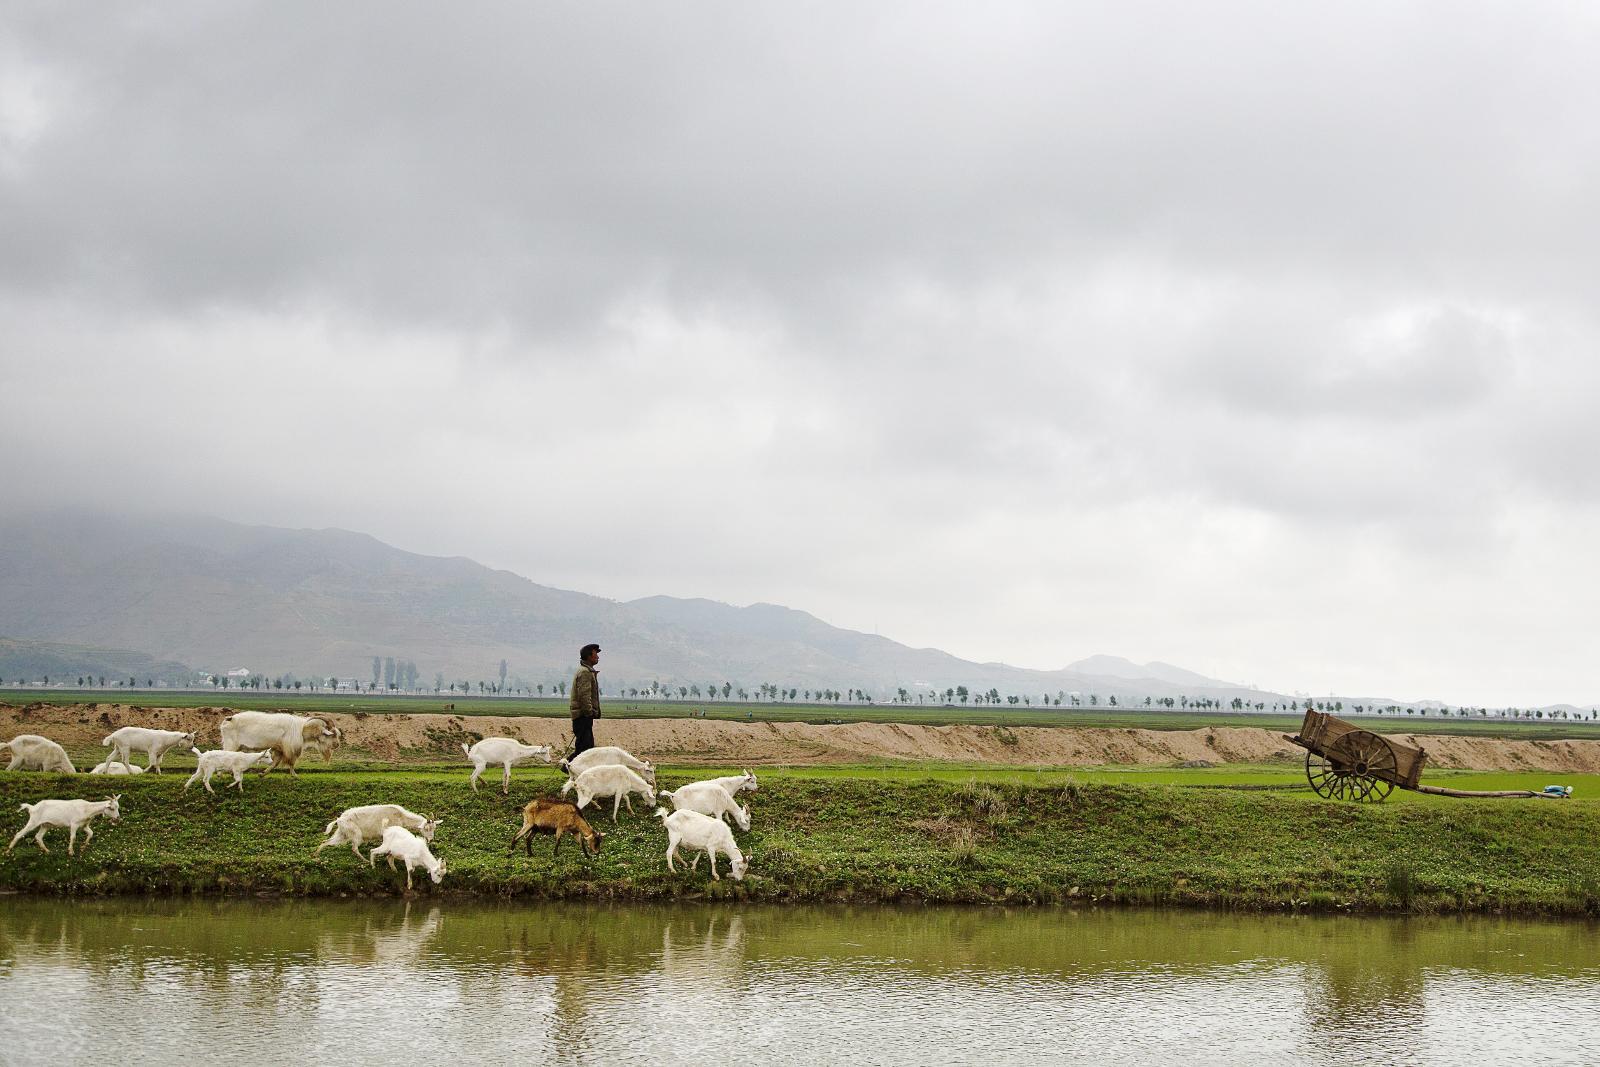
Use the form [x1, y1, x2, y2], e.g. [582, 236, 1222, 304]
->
[2, 898, 1597, 1065]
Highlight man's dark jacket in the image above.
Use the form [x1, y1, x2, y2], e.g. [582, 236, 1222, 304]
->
[570, 665, 600, 720]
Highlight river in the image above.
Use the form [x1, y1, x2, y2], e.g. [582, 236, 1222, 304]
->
[1, 898, 1597, 1065]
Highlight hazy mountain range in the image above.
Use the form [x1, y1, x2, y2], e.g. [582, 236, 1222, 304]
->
[0, 511, 1316, 704]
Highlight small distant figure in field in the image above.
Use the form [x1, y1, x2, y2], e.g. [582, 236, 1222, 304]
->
[570, 643, 601, 758]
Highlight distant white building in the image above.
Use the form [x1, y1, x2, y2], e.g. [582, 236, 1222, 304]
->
[226, 667, 251, 678]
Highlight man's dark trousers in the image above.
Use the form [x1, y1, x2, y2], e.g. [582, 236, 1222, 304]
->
[572, 715, 595, 756]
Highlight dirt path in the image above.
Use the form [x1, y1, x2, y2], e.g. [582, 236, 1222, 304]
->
[7, 702, 1600, 773]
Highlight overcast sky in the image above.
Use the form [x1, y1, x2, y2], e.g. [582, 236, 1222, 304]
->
[3, 2, 1598, 707]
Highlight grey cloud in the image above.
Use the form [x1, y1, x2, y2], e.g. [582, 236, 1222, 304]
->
[1175, 302, 1515, 420]
[5, 2, 1600, 705]
[6, 2, 1599, 335]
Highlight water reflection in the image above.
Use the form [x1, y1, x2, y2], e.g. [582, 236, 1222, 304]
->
[2, 900, 1598, 1065]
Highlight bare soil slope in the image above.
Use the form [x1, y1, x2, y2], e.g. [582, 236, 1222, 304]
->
[8, 702, 1600, 773]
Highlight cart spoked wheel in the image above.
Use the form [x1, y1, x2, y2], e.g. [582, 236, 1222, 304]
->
[1305, 730, 1397, 802]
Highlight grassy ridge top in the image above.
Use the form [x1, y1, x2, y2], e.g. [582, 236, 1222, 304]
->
[2, 764, 1597, 915]
[8, 689, 1600, 740]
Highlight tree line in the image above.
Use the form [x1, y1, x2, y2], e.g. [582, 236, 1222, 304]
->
[6, 668, 1595, 722]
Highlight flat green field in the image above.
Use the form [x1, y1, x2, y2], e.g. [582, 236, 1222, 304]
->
[2, 757, 1596, 914]
[8, 688, 1599, 740]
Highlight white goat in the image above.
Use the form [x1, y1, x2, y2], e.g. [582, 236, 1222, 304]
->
[703, 770, 758, 797]
[655, 807, 749, 882]
[89, 760, 145, 775]
[658, 781, 751, 831]
[184, 748, 272, 793]
[8, 796, 122, 856]
[561, 764, 657, 822]
[101, 726, 195, 774]
[561, 746, 655, 786]
[1, 734, 76, 774]
[368, 825, 447, 890]
[318, 804, 441, 859]
[462, 737, 553, 794]
[219, 711, 339, 775]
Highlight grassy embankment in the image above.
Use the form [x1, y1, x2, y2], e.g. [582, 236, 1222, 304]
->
[3, 762, 1597, 915]
[8, 687, 1600, 739]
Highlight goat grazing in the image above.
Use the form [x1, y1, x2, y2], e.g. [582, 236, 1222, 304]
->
[368, 825, 447, 890]
[318, 804, 441, 860]
[184, 748, 272, 793]
[1, 734, 76, 774]
[658, 781, 751, 831]
[509, 797, 603, 857]
[101, 726, 195, 774]
[89, 760, 145, 775]
[461, 737, 553, 794]
[561, 763, 656, 822]
[560, 746, 655, 786]
[654, 807, 749, 882]
[8, 796, 122, 856]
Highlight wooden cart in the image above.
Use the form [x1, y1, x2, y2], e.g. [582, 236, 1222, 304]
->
[1285, 710, 1425, 802]
[1284, 709, 1560, 803]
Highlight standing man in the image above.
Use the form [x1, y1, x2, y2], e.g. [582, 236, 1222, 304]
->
[570, 643, 601, 757]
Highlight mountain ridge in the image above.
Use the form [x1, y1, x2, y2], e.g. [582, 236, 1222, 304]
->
[0, 511, 1331, 704]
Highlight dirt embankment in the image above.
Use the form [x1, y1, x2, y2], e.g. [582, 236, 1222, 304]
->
[7, 702, 1600, 773]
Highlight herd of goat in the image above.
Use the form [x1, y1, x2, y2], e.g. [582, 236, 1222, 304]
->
[2, 711, 759, 888]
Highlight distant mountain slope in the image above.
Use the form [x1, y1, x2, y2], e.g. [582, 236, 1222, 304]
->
[0, 511, 1283, 702]
[0, 637, 192, 685]
[1066, 655, 1235, 689]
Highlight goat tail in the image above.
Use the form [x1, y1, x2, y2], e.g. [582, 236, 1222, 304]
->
[191, 746, 203, 756]
[17, 802, 33, 813]
[658, 789, 673, 800]
[0, 741, 10, 754]
[460, 742, 471, 757]
[323, 818, 339, 835]
[101, 732, 115, 746]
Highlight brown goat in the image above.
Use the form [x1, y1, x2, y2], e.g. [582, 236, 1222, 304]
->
[510, 797, 604, 858]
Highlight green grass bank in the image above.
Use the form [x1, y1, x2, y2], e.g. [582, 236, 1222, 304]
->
[3, 765, 1598, 916]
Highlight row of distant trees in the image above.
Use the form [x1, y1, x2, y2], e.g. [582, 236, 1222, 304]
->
[0, 676, 164, 689]
[5, 670, 1596, 721]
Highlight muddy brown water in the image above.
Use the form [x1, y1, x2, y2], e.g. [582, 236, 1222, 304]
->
[2, 898, 1598, 1065]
